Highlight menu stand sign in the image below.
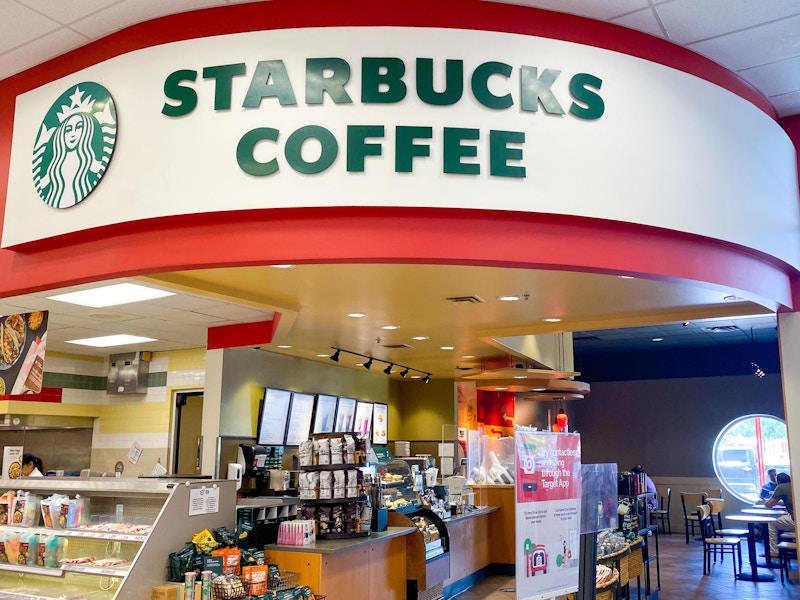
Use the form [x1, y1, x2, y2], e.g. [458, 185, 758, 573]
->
[514, 429, 581, 600]
[2, 446, 23, 479]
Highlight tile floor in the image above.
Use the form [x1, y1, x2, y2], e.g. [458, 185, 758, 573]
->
[453, 532, 797, 599]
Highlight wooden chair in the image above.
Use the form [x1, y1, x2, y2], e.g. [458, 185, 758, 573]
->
[702, 488, 723, 499]
[706, 498, 747, 538]
[778, 541, 797, 584]
[650, 487, 671, 534]
[681, 492, 706, 543]
[697, 504, 742, 580]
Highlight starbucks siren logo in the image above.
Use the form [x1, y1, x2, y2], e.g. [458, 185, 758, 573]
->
[32, 82, 117, 209]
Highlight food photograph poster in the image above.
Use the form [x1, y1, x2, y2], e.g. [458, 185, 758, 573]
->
[514, 429, 581, 600]
[0, 311, 48, 397]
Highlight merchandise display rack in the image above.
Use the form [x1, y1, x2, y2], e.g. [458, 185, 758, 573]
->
[0, 477, 236, 599]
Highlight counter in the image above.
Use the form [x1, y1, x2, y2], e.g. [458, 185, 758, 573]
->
[266, 526, 416, 599]
[468, 485, 515, 567]
[442, 507, 498, 598]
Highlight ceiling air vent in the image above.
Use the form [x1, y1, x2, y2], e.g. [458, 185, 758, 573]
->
[381, 343, 413, 349]
[445, 295, 486, 304]
[702, 325, 741, 333]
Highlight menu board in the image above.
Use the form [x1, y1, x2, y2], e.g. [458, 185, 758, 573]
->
[313, 394, 338, 434]
[335, 397, 357, 432]
[372, 403, 388, 444]
[257, 388, 291, 446]
[354, 401, 374, 439]
[285, 392, 315, 446]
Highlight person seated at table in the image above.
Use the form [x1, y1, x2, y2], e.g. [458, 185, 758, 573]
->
[631, 464, 658, 510]
[759, 468, 778, 501]
[765, 473, 794, 558]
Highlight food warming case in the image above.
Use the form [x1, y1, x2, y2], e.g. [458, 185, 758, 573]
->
[388, 506, 450, 600]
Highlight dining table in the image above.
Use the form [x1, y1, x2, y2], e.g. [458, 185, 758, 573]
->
[725, 513, 777, 582]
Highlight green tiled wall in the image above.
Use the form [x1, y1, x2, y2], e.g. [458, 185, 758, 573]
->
[42, 371, 167, 390]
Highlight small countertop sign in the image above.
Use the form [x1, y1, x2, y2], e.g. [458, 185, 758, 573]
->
[189, 485, 220, 516]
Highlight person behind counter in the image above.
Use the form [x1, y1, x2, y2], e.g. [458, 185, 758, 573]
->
[759, 468, 778, 500]
[631, 464, 658, 510]
[765, 472, 794, 559]
[21, 454, 44, 477]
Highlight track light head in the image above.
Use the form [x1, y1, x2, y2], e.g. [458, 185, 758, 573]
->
[400, 368, 409, 379]
[384, 363, 394, 375]
[423, 374, 431, 384]
[330, 349, 340, 362]
[364, 358, 373, 370]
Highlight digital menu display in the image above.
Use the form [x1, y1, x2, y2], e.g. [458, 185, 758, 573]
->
[372, 403, 388, 444]
[257, 388, 291, 446]
[313, 394, 338, 434]
[354, 401, 374, 439]
[285, 392, 315, 446]
[335, 397, 357, 432]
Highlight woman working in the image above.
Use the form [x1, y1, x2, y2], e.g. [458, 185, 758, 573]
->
[21, 454, 44, 477]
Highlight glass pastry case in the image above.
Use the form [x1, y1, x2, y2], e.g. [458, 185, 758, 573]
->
[379, 459, 420, 511]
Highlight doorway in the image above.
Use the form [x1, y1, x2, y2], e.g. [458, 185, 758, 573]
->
[174, 391, 204, 475]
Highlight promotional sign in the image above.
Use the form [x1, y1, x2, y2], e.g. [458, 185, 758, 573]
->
[2, 446, 23, 479]
[515, 429, 581, 600]
[0, 311, 48, 396]
[372, 403, 388, 445]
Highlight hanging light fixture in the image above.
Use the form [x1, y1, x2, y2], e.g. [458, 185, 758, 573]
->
[400, 367, 410, 378]
[363, 357, 373, 370]
[330, 349, 340, 362]
[327, 347, 430, 382]
[383, 363, 394, 375]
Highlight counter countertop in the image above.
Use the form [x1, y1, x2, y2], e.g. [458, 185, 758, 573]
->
[440, 506, 498, 523]
[266, 526, 416, 555]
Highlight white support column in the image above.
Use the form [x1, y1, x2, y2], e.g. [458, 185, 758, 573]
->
[201, 348, 224, 477]
[777, 312, 800, 534]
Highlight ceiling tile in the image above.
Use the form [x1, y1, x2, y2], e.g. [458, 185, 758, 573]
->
[69, 0, 227, 39]
[16, 0, 120, 24]
[655, 0, 800, 45]
[688, 15, 800, 71]
[0, 0, 60, 53]
[492, 0, 651, 21]
[769, 90, 800, 118]
[0, 27, 88, 80]
[740, 56, 800, 96]
[195, 305, 274, 320]
[611, 8, 666, 39]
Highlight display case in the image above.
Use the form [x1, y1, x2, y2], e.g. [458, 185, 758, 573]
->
[379, 460, 420, 512]
[0, 477, 236, 599]
[388, 506, 450, 600]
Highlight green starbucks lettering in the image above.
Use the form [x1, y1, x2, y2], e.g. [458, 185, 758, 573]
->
[32, 83, 117, 208]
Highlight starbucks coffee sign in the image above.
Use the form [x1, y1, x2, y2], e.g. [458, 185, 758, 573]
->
[2, 27, 797, 272]
[32, 83, 117, 208]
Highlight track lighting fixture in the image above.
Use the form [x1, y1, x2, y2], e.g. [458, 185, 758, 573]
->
[327, 347, 431, 383]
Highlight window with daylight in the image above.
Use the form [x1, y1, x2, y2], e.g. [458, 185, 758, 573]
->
[712, 414, 790, 503]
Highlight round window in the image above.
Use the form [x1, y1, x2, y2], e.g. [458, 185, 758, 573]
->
[712, 414, 790, 503]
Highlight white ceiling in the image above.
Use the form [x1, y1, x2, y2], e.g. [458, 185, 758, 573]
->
[1, 0, 798, 117]
[0, 0, 789, 379]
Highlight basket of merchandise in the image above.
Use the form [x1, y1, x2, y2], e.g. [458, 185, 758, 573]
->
[626, 536, 644, 578]
[595, 565, 619, 600]
[267, 569, 300, 592]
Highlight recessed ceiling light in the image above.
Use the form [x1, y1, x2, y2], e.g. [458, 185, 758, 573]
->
[48, 283, 175, 308]
[410, 374, 422, 379]
[618, 275, 635, 279]
[66, 334, 156, 348]
[497, 295, 521, 302]
[652, 338, 664, 342]
[461, 355, 475, 359]
[495, 387, 508, 391]
[514, 375, 527, 379]
[532, 387, 546, 392]
[412, 336, 429, 341]
[277, 345, 292, 349]
[543, 317, 562, 323]
[316, 354, 329, 358]
[441, 346, 455, 350]
[347, 312, 367, 318]
[381, 325, 400, 330]
[271, 264, 295, 269]
[723, 295, 744, 302]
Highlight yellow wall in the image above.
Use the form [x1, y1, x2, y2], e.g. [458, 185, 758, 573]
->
[397, 379, 456, 440]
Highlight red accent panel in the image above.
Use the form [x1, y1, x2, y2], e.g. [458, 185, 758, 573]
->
[0, 386, 62, 403]
[0, 207, 792, 310]
[207, 316, 281, 350]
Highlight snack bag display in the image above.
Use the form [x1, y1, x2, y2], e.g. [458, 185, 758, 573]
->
[21, 494, 41, 527]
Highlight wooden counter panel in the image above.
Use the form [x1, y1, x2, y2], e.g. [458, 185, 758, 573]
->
[469, 485, 515, 565]
[444, 511, 490, 585]
[270, 534, 408, 599]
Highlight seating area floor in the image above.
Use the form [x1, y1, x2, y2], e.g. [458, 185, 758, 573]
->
[453, 532, 797, 600]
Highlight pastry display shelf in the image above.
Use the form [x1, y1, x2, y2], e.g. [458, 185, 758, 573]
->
[0, 477, 237, 600]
